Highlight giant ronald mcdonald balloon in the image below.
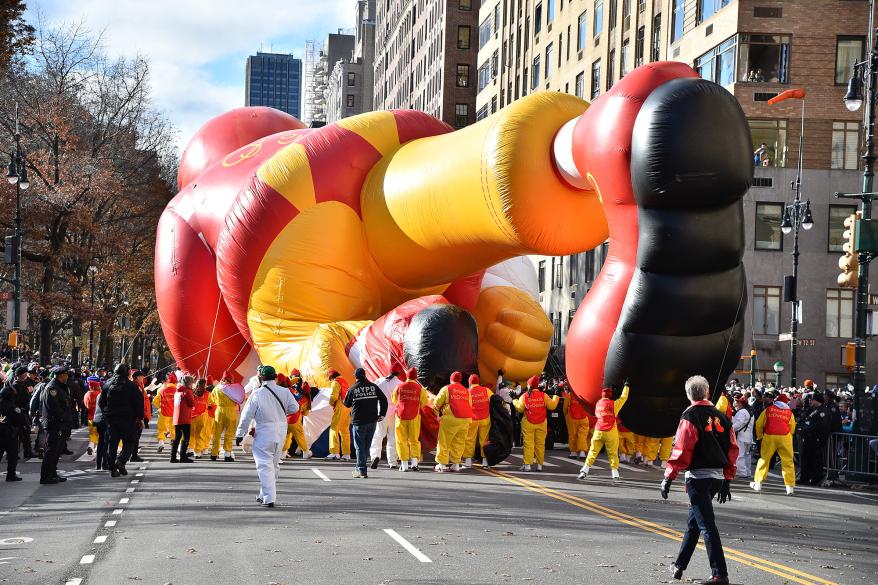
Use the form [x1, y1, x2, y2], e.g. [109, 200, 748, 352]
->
[155, 62, 752, 438]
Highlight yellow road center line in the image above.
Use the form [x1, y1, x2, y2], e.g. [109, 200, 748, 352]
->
[479, 468, 838, 585]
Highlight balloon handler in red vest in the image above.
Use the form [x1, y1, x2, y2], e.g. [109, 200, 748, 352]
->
[463, 374, 493, 469]
[433, 372, 473, 473]
[578, 381, 631, 481]
[513, 376, 560, 472]
[750, 391, 797, 495]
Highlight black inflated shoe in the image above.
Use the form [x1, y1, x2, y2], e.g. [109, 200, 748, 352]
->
[224, 456, 234, 462]
[6, 474, 23, 482]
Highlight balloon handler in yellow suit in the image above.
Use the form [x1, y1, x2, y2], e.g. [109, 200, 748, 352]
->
[578, 382, 630, 481]
[326, 370, 351, 461]
[433, 372, 473, 473]
[750, 392, 797, 495]
[392, 368, 429, 472]
[210, 371, 240, 462]
[513, 376, 560, 471]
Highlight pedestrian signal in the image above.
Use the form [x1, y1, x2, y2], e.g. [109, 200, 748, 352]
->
[838, 213, 860, 288]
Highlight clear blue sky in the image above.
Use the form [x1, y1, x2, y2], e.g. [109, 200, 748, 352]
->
[26, 0, 354, 151]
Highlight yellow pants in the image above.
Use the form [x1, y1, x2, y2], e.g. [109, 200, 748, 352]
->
[564, 415, 576, 450]
[202, 416, 215, 449]
[284, 421, 308, 453]
[754, 434, 796, 487]
[156, 414, 175, 443]
[436, 415, 470, 465]
[634, 434, 648, 455]
[395, 416, 422, 461]
[618, 431, 635, 456]
[464, 417, 490, 459]
[585, 428, 620, 470]
[190, 414, 208, 452]
[211, 410, 239, 457]
[329, 406, 351, 456]
[644, 437, 673, 461]
[521, 419, 548, 465]
[87, 421, 99, 444]
[568, 418, 590, 453]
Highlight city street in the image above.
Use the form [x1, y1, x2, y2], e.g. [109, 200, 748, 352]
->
[1, 429, 875, 585]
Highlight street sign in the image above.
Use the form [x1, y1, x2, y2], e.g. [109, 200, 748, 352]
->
[779, 333, 793, 342]
[4, 300, 28, 330]
[856, 217, 878, 252]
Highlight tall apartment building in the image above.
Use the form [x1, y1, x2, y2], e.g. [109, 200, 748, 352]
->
[327, 1, 378, 123]
[303, 32, 356, 125]
[244, 52, 303, 118]
[477, 0, 875, 388]
[373, 0, 479, 128]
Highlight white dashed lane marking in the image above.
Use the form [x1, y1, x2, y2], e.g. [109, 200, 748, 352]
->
[383, 529, 432, 563]
[112, 509, 123, 515]
[80, 554, 95, 564]
[311, 468, 331, 482]
[64, 578, 82, 585]
[119, 498, 130, 504]
[104, 520, 116, 528]
[125, 487, 135, 493]
[93, 535, 107, 544]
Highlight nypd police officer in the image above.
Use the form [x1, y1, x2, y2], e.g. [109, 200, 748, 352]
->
[39, 365, 75, 484]
[103, 363, 145, 477]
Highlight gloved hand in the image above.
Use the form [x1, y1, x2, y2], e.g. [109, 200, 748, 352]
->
[235, 436, 243, 446]
[660, 478, 672, 500]
[716, 479, 732, 504]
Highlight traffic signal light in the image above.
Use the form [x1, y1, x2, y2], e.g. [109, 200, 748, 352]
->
[838, 212, 860, 288]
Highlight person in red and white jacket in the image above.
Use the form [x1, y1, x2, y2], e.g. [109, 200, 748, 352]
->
[660, 375, 738, 585]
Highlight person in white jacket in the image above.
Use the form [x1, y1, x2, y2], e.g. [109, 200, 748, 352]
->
[235, 365, 298, 508]
[369, 368, 403, 470]
[732, 396, 754, 478]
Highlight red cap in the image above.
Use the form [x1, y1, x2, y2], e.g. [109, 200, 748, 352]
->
[166, 372, 178, 384]
[450, 371, 463, 383]
[302, 381, 310, 392]
[601, 388, 613, 399]
[468, 374, 480, 386]
[291, 368, 301, 377]
[328, 369, 340, 380]
[527, 375, 540, 390]
[777, 393, 790, 403]
[406, 367, 418, 380]
[87, 379, 101, 390]
[276, 373, 289, 386]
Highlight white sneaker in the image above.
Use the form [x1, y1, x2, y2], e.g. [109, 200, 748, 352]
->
[341, 455, 351, 461]
[644, 461, 656, 468]
[463, 458, 472, 468]
[278, 459, 285, 465]
[578, 451, 587, 459]
[785, 486, 795, 495]
[400, 461, 409, 472]
[481, 458, 489, 467]
[520, 464, 531, 472]
[303, 450, 312, 459]
[450, 463, 461, 472]
[749, 481, 762, 492]
[325, 454, 340, 460]
[661, 461, 668, 469]
[156, 441, 164, 453]
[535, 464, 543, 472]
[577, 466, 590, 480]
[411, 458, 419, 471]
[568, 451, 577, 458]
[611, 468, 620, 481]
[434, 463, 448, 473]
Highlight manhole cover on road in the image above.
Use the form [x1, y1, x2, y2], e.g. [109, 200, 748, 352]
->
[0, 537, 34, 545]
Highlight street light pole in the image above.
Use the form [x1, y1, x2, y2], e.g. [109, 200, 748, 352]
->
[842, 3, 877, 433]
[5, 102, 29, 361]
[88, 265, 97, 366]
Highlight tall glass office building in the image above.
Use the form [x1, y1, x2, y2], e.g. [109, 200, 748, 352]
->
[245, 51, 302, 118]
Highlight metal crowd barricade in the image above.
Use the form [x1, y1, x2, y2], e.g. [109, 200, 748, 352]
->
[825, 432, 878, 483]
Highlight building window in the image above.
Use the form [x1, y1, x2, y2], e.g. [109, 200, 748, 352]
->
[479, 16, 493, 49]
[575, 71, 585, 98]
[609, 0, 617, 31]
[457, 64, 470, 88]
[828, 205, 857, 253]
[750, 119, 787, 167]
[553, 314, 562, 346]
[568, 254, 579, 285]
[651, 14, 662, 61]
[491, 50, 499, 78]
[739, 34, 790, 83]
[594, 0, 603, 37]
[458, 25, 471, 49]
[578, 11, 587, 51]
[635, 25, 645, 68]
[547, 0, 555, 24]
[695, 36, 737, 87]
[476, 104, 489, 121]
[459, 0, 472, 10]
[671, 0, 684, 43]
[622, 0, 631, 31]
[584, 249, 596, 282]
[538, 260, 546, 292]
[752, 285, 781, 335]
[546, 43, 554, 78]
[554, 259, 563, 288]
[825, 373, 851, 389]
[347, 72, 356, 86]
[535, 2, 543, 35]
[478, 61, 491, 92]
[620, 40, 629, 78]
[491, 95, 498, 113]
[836, 37, 865, 85]
[699, 0, 732, 24]
[607, 48, 616, 88]
[755, 202, 783, 251]
[346, 94, 355, 108]
[455, 103, 469, 128]
[591, 58, 601, 99]
[826, 289, 854, 338]
[532, 54, 541, 88]
[568, 310, 576, 332]
[832, 122, 860, 170]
